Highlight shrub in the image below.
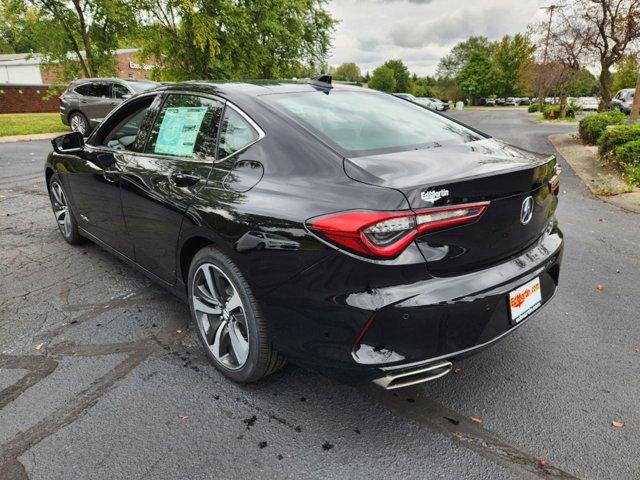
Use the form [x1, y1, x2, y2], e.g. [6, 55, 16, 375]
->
[578, 110, 626, 144]
[598, 124, 640, 156]
[624, 163, 640, 187]
[614, 139, 640, 165]
[528, 103, 541, 113]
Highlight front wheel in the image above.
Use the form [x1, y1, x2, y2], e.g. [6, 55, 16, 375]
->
[48, 174, 84, 245]
[188, 246, 285, 383]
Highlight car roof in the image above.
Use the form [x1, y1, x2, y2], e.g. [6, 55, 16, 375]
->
[156, 80, 365, 99]
[70, 77, 159, 86]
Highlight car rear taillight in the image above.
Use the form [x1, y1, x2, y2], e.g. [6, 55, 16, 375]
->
[307, 202, 489, 259]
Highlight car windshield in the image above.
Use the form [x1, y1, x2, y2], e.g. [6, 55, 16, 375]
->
[129, 82, 157, 93]
[271, 90, 481, 156]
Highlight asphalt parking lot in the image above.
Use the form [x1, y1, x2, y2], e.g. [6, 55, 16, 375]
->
[1, 109, 639, 480]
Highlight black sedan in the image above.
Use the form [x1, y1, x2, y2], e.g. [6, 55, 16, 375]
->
[45, 77, 563, 389]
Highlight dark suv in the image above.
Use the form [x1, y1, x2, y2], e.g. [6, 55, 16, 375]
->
[610, 88, 635, 114]
[60, 78, 159, 135]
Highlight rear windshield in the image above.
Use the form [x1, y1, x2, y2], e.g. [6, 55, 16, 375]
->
[271, 90, 482, 156]
[129, 82, 157, 93]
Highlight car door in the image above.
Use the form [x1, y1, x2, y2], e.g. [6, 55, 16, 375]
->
[80, 82, 116, 124]
[66, 93, 162, 258]
[118, 92, 225, 283]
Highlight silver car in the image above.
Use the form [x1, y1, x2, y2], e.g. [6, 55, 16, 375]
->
[59, 78, 159, 135]
[610, 89, 635, 114]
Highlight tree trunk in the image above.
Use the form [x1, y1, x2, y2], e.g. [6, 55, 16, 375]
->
[559, 94, 567, 119]
[598, 67, 613, 112]
[71, 0, 95, 77]
[630, 71, 640, 121]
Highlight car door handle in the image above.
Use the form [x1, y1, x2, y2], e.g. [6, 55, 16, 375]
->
[171, 172, 201, 187]
[103, 171, 118, 183]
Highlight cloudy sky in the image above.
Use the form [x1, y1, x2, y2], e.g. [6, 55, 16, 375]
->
[326, 0, 552, 76]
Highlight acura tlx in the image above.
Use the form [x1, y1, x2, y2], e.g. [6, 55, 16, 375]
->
[45, 76, 563, 389]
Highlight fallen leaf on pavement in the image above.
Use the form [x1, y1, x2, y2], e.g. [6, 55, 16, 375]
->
[176, 328, 183, 334]
[538, 459, 548, 468]
[179, 415, 189, 421]
[34, 343, 44, 350]
[615, 268, 621, 274]
[471, 417, 482, 424]
[612, 420, 624, 428]
[596, 284, 604, 291]
[453, 367, 462, 375]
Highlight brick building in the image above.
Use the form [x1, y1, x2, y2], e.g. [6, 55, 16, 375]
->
[0, 48, 154, 85]
[0, 49, 155, 113]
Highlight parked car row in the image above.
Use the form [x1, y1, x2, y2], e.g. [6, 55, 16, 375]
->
[393, 93, 449, 111]
[483, 97, 532, 106]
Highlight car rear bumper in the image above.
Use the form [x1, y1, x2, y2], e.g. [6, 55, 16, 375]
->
[261, 224, 563, 384]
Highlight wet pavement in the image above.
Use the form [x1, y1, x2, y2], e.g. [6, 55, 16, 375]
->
[1, 109, 638, 479]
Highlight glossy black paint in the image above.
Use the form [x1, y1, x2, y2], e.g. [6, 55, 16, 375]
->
[45, 81, 564, 384]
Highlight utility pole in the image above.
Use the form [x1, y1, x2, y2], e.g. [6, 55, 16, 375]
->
[537, 4, 565, 106]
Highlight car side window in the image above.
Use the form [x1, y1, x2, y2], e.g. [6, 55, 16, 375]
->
[93, 95, 158, 151]
[75, 82, 110, 98]
[113, 83, 131, 99]
[146, 94, 224, 160]
[217, 108, 259, 160]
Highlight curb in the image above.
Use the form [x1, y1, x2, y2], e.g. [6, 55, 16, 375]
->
[0, 131, 69, 144]
[549, 133, 640, 214]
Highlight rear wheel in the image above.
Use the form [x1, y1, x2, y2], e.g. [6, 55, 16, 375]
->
[48, 174, 84, 244]
[69, 112, 90, 135]
[188, 246, 284, 383]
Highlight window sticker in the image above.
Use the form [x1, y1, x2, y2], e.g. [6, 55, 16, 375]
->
[154, 106, 207, 157]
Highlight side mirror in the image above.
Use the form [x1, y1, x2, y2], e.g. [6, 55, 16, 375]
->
[52, 132, 85, 154]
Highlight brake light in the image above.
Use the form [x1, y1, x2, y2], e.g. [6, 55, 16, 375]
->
[307, 202, 489, 259]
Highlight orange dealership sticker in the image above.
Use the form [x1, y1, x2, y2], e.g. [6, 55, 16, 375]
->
[509, 277, 542, 323]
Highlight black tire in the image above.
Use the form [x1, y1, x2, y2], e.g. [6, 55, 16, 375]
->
[188, 246, 285, 383]
[69, 111, 90, 136]
[48, 174, 85, 245]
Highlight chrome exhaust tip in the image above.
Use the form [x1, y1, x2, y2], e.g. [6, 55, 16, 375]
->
[373, 360, 453, 390]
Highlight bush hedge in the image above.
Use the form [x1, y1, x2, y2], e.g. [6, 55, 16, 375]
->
[598, 124, 640, 156]
[528, 103, 541, 113]
[578, 110, 626, 144]
[614, 139, 640, 165]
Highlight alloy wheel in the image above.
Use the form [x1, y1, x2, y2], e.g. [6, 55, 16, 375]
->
[192, 263, 250, 370]
[50, 181, 71, 238]
[70, 114, 87, 135]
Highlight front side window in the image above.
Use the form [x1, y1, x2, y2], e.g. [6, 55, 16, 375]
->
[94, 95, 157, 150]
[217, 108, 259, 159]
[146, 94, 223, 159]
[271, 90, 481, 157]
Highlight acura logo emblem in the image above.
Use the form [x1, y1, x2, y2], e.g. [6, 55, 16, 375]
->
[520, 196, 534, 225]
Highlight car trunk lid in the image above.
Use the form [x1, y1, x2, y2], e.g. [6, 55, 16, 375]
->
[344, 138, 559, 274]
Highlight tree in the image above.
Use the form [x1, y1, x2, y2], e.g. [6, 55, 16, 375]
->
[380, 59, 411, 92]
[333, 62, 361, 82]
[455, 50, 494, 101]
[492, 34, 536, 97]
[571, 68, 600, 96]
[136, 0, 336, 81]
[20, 0, 138, 78]
[553, 0, 640, 109]
[613, 54, 640, 91]
[368, 65, 396, 92]
[437, 36, 494, 79]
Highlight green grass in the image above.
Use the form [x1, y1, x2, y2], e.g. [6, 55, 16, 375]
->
[0, 113, 68, 137]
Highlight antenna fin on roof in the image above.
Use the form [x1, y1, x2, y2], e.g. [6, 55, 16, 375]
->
[308, 74, 333, 90]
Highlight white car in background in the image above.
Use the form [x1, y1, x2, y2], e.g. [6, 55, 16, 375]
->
[577, 97, 599, 111]
[425, 97, 449, 111]
[393, 93, 436, 109]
